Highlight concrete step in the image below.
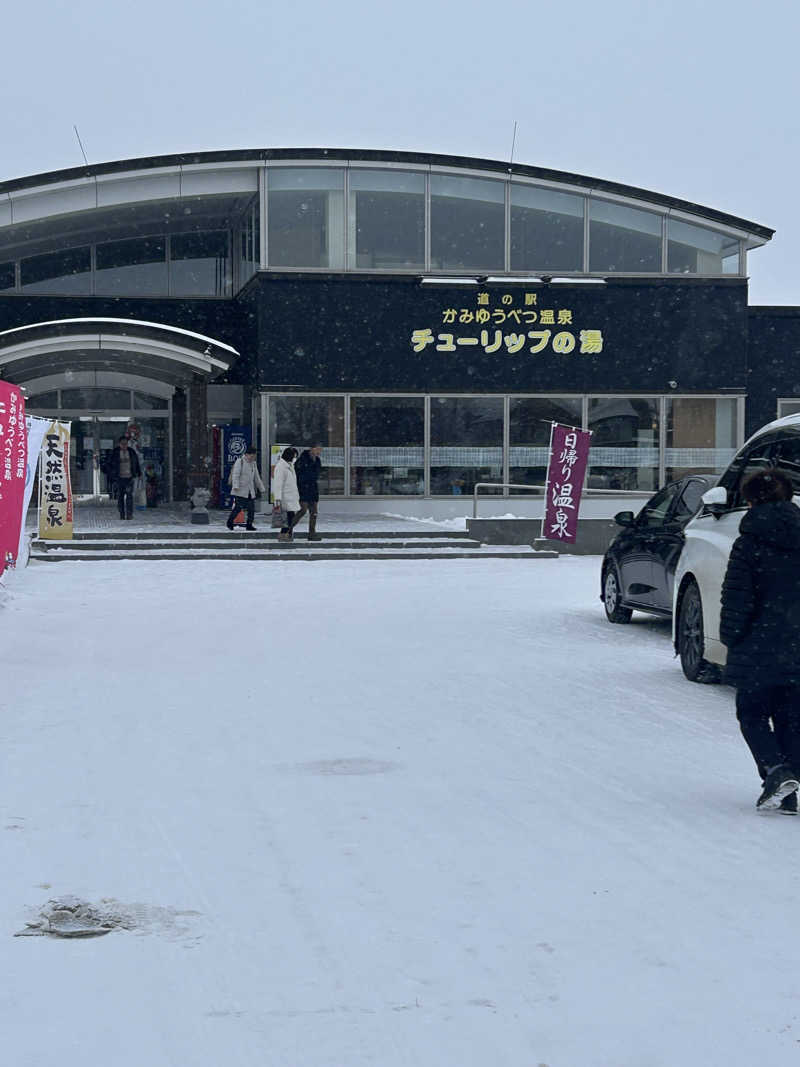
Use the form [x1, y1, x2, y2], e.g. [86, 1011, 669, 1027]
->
[30, 547, 557, 562]
[32, 536, 483, 553]
[61, 528, 472, 541]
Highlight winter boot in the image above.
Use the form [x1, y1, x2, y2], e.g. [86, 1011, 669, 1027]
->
[756, 765, 800, 810]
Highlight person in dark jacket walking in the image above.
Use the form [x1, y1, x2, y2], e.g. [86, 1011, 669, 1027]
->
[720, 467, 800, 812]
[107, 436, 142, 520]
[291, 444, 323, 541]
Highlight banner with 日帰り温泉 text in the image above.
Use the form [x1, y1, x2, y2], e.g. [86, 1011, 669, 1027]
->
[38, 420, 73, 540]
[0, 381, 27, 577]
[541, 423, 593, 543]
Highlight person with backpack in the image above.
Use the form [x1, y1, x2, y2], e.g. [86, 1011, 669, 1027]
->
[226, 446, 265, 531]
[720, 467, 800, 812]
[291, 444, 323, 541]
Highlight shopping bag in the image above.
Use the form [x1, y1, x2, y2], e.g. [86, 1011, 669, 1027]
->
[270, 504, 286, 528]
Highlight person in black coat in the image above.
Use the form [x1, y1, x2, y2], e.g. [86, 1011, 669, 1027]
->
[291, 444, 323, 541]
[720, 467, 800, 811]
[107, 436, 142, 520]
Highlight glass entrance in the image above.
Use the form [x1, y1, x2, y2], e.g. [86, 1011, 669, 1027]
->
[26, 384, 173, 503]
[71, 416, 170, 503]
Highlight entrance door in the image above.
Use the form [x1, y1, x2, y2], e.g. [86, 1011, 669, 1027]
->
[69, 417, 169, 503]
[70, 417, 130, 499]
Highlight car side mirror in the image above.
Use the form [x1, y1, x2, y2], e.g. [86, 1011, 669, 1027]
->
[614, 510, 635, 527]
[701, 485, 728, 519]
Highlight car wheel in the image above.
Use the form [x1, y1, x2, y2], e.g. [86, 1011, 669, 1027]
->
[604, 566, 633, 624]
[678, 580, 717, 682]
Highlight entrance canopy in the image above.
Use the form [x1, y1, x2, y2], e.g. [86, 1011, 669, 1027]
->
[0, 317, 238, 387]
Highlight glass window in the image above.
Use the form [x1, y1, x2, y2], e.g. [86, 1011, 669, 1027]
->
[665, 397, 738, 481]
[269, 395, 345, 494]
[350, 397, 424, 495]
[668, 220, 740, 274]
[509, 397, 583, 491]
[60, 387, 131, 409]
[673, 478, 710, 523]
[348, 169, 425, 271]
[768, 434, 800, 497]
[639, 482, 680, 527]
[588, 397, 659, 490]
[430, 396, 504, 495]
[430, 175, 504, 272]
[589, 201, 662, 273]
[170, 231, 230, 296]
[724, 436, 778, 509]
[238, 197, 260, 287]
[20, 246, 91, 294]
[268, 169, 345, 269]
[510, 185, 584, 272]
[133, 391, 169, 410]
[0, 261, 14, 290]
[96, 236, 167, 296]
[778, 400, 800, 419]
[26, 389, 58, 409]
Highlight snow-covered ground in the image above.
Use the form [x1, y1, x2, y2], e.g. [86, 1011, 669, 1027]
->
[2, 556, 798, 1066]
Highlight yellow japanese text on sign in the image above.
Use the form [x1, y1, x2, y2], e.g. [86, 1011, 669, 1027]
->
[411, 293, 604, 356]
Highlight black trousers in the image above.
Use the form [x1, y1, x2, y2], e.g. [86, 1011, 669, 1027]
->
[291, 500, 318, 535]
[117, 477, 135, 518]
[736, 684, 800, 780]
[228, 495, 255, 527]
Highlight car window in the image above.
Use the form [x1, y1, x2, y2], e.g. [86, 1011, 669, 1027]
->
[639, 483, 680, 527]
[673, 478, 708, 523]
[728, 437, 777, 509]
[769, 433, 800, 497]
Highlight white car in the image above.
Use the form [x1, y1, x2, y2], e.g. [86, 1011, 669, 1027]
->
[673, 412, 800, 681]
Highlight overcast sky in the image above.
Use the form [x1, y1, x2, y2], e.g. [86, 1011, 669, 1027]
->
[2, 0, 798, 304]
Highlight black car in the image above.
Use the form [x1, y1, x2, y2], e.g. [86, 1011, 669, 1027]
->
[601, 475, 711, 623]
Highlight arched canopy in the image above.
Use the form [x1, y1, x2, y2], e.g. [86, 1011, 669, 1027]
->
[0, 317, 238, 387]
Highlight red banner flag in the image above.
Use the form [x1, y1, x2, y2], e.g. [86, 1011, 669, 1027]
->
[0, 381, 27, 577]
[542, 423, 592, 543]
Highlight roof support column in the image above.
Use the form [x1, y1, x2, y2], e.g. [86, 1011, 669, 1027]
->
[172, 386, 188, 502]
[187, 374, 209, 492]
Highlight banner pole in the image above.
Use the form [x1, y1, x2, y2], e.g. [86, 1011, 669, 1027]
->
[541, 421, 556, 541]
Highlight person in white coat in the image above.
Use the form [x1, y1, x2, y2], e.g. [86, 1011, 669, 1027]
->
[226, 446, 266, 531]
[272, 446, 300, 541]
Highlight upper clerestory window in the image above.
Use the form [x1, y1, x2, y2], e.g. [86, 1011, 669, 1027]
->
[668, 219, 740, 274]
[589, 200, 662, 272]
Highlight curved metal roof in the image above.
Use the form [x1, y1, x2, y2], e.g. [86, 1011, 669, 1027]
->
[0, 148, 774, 240]
[0, 318, 237, 385]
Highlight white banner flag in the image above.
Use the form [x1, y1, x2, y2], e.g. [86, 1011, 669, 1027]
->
[17, 416, 49, 564]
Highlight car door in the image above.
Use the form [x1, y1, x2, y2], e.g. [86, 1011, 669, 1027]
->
[619, 482, 682, 607]
[648, 477, 710, 611]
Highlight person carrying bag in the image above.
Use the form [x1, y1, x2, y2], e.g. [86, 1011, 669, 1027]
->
[271, 447, 299, 542]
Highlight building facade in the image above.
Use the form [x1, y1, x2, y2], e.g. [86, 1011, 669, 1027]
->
[0, 147, 790, 512]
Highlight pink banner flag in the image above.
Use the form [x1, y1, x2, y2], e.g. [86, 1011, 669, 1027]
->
[542, 423, 592, 543]
[0, 381, 28, 577]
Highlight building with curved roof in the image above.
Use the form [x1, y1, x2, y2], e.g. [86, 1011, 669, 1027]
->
[0, 147, 791, 512]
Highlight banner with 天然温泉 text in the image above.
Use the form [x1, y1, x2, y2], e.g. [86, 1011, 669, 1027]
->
[0, 381, 27, 578]
[38, 420, 73, 540]
[541, 423, 593, 544]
